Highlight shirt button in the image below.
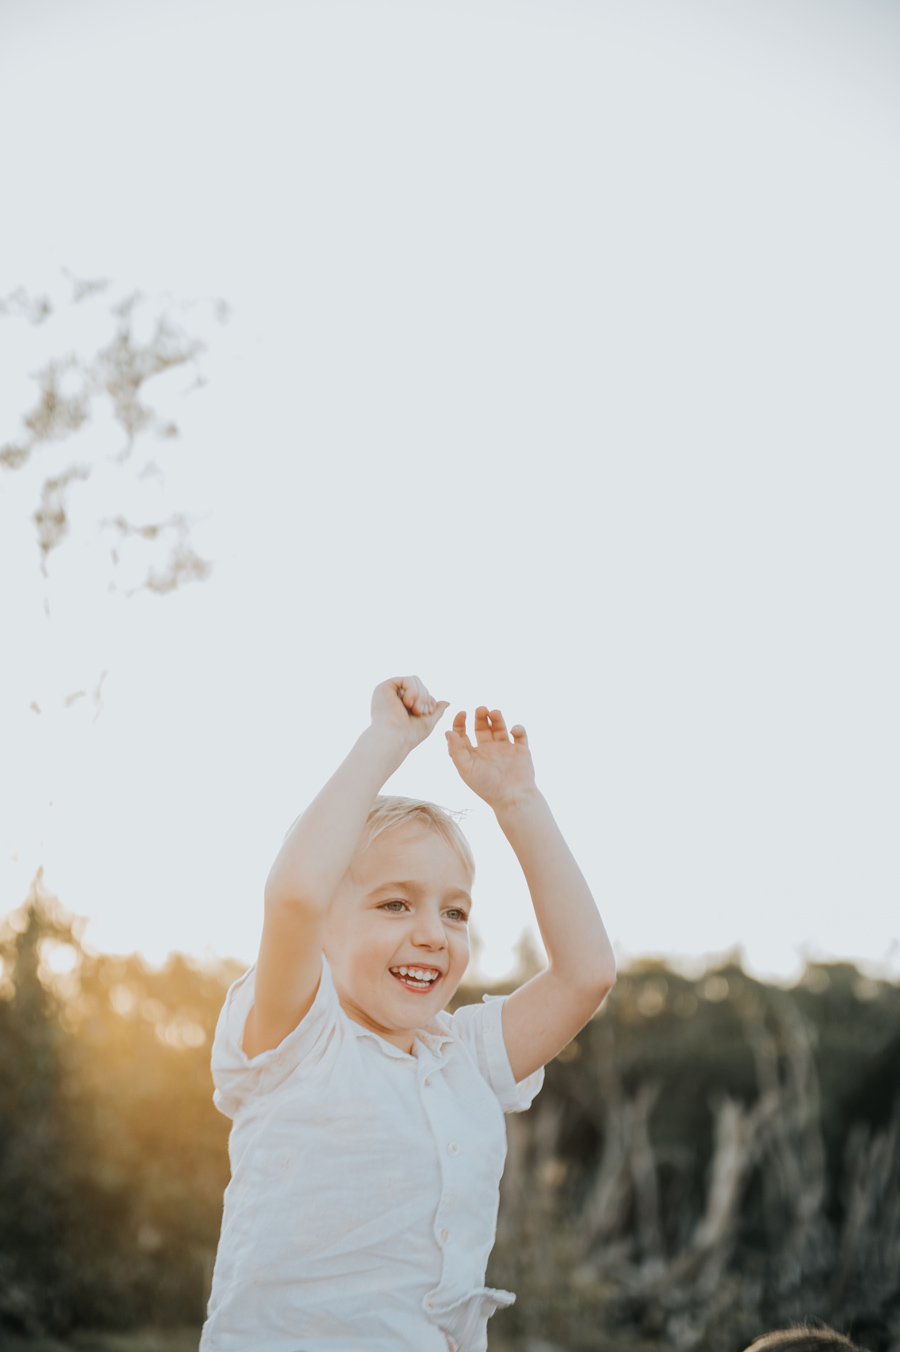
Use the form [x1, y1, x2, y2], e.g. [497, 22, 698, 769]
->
[440, 1228, 450, 1243]
[447, 1141, 459, 1156]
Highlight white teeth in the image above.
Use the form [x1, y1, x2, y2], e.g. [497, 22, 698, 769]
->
[390, 966, 440, 983]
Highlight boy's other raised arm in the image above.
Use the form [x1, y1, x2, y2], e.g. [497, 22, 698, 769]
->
[446, 707, 616, 1083]
[243, 677, 448, 1059]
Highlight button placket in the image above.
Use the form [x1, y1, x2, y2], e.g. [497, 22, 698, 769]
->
[421, 1053, 455, 1271]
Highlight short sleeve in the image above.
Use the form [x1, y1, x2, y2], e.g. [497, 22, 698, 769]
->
[211, 955, 339, 1119]
[449, 993, 544, 1114]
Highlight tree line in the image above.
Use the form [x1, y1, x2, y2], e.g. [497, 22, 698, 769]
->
[1, 879, 898, 1351]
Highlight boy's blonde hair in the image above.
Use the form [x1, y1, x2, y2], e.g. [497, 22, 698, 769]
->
[358, 795, 475, 882]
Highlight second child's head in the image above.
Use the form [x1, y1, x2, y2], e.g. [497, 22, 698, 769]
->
[324, 796, 475, 1051]
[743, 1330, 864, 1352]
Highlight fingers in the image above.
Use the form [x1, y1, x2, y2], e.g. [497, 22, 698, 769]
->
[388, 690, 520, 748]
[488, 708, 508, 739]
[394, 675, 439, 718]
[445, 728, 471, 763]
[473, 706, 511, 743]
[451, 710, 474, 752]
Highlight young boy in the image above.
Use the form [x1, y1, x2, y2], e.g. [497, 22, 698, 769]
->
[201, 675, 615, 1352]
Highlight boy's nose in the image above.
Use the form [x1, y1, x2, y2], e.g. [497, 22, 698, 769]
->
[412, 914, 446, 948]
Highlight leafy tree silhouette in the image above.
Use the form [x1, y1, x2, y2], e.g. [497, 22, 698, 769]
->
[0, 875, 238, 1337]
[0, 875, 83, 1335]
[0, 275, 226, 600]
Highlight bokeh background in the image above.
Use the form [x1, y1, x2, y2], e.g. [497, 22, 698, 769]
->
[1, 1, 898, 1349]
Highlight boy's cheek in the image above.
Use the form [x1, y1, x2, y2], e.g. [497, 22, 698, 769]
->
[447, 944, 470, 988]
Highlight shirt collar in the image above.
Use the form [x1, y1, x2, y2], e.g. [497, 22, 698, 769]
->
[324, 957, 456, 1059]
[344, 1011, 454, 1059]
[415, 1021, 455, 1055]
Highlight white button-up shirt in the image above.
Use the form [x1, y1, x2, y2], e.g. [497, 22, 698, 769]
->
[200, 956, 543, 1352]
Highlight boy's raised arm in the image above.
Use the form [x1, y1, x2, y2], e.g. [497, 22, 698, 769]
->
[243, 676, 448, 1059]
[446, 707, 616, 1083]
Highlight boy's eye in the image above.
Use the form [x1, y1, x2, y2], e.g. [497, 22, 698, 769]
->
[380, 900, 408, 913]
[445, 908, 469, 923]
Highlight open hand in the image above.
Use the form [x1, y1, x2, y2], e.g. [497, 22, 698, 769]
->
[446, 707, 537, 810]
[371, 675, 449, 753]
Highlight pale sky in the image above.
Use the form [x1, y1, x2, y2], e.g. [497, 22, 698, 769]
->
[1, 0, 898, 983]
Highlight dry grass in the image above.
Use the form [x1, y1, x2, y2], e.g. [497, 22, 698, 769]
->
[0, 1331, 201, 1352]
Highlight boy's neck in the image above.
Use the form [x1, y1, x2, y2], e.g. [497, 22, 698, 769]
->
[338, 996, 418, 1055]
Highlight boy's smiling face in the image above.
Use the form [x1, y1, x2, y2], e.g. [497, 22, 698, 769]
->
[324, 822, 472, 1053]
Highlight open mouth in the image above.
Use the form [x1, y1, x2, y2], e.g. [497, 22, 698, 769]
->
[389, 965, 442, 992]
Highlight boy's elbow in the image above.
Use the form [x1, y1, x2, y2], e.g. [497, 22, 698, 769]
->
[596, 966, 617, 1006]
[263, 867, 290, 909]
[263, 868, 320, 914]
[547, 956, 615, 1019]
[582, 955, 616, 1009]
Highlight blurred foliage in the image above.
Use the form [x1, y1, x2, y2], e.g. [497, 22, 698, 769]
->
[0, 876, 240, 1339]
[0, 277, 226, 599]
[1, 882, 898, 1352]
[480, 962, 900, 1352]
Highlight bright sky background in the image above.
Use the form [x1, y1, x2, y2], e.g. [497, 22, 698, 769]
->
[1, 0, 898, 984]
